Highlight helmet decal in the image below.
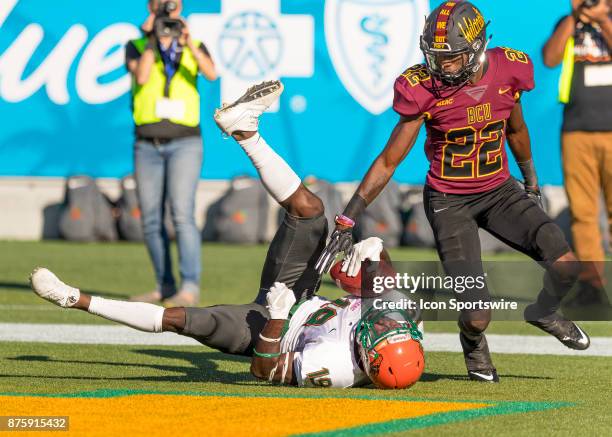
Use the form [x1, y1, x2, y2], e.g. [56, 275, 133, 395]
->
[458, 8, 486, 44]
[433, 1, 460, 51]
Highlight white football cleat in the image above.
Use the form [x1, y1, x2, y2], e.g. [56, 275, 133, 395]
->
[29, 267, 80, 308]
[214, 80, 284, 135]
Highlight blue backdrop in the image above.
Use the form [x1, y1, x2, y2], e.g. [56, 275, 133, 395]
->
[0, 0, 570, 184]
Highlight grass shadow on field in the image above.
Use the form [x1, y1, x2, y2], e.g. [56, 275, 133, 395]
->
[135, 349, 254, 385]
[5, 350, 252, 385]
[0, 281, 37, 292]
[0, 281, 130, 299]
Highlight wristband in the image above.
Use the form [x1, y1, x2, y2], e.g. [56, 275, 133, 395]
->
[259, 333, 282, 343]
[335, 214, 355, 228]
[517, 159, 538, 188]
[343, 193, 367, 220]
[253, 350, 281, 358]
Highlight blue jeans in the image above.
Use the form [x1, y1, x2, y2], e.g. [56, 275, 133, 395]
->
[134, 136, 203, 297]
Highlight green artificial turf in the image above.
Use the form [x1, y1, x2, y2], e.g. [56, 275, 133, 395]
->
[0, 241, 611, 435]
[0, 343, 610, 435]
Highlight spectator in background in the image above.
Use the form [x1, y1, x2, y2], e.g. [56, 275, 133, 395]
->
[125, 0, 216, 307]
[543, 0, 612, 305]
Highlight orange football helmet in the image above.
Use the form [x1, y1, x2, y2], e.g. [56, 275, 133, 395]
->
[356, 308, 424, 389]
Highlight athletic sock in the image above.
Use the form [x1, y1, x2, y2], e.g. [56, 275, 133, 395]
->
[237, 133, 301, 203]
[88, 296, 164, 333]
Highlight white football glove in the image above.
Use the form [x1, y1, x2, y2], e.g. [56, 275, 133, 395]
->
[266, 282, 296, 319]
[341, 237, 384, 277]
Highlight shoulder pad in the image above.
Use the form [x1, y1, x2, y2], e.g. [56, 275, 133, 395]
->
[398, 64, 432, 89]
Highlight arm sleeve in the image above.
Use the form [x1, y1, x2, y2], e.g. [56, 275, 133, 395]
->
[393, 77, 423, 118]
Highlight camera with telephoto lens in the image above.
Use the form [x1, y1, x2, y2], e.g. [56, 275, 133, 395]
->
[583, 0, 600, 8]
[154, 1, 184, 39]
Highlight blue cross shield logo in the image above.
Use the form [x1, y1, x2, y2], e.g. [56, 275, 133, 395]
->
[325, 0, 429, 114]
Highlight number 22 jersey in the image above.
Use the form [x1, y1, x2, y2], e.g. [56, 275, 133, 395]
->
[393, 47, 535, 194]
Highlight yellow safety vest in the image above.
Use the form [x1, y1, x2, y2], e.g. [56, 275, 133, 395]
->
[558, 37, 575, 104]
[130, 37, 201, 127]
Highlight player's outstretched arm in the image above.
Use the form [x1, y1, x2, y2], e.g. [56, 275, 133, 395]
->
[506, 101, 543, 208]
[315, 115, 423, 274]
[354, 114, 424, 206]
[250, 283, 297, 385]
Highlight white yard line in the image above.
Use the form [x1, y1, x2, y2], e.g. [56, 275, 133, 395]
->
[423, 333, 612, 357]
[0, 323, 610, 356]
[0, 324, 200, 346]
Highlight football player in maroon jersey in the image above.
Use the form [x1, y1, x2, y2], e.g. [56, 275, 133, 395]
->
[316, 1, 591, 382]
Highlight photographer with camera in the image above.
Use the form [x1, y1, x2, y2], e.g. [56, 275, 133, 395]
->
[543, 0, 612, 306]
[125, 0, 216, 307]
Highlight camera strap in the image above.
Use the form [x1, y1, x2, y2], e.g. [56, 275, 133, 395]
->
[159, 39, 180, 80]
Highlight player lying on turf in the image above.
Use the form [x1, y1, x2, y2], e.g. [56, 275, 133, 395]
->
[30, 81, 424, 389]
[316, 1, 591, 383]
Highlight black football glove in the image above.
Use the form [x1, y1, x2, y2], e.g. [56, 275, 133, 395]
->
[315, 227, 354, 274]
[525, 185, 544, 210]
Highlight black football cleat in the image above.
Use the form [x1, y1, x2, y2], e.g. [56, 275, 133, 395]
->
[525, 304, 590, 350]
[468, 369, 500, 383]
[459, 331, 499, 382]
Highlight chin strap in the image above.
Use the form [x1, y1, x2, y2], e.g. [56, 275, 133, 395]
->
[425, 77, 470, 100]
[423, 30, 491, 100]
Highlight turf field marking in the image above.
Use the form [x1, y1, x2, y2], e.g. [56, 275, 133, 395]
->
[1, 323, 611, 356]
[424, 333, 612, 356]
[0, 388, 573, 406]
[0, 323, 199, 346]
[0, 390, 569, 436]
[296, 401, 566, 436]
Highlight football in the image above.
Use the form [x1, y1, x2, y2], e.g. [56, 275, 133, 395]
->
[330, 248, 396, 297]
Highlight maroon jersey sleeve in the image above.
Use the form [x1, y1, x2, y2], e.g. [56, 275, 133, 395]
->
[494, 47, 535, 96]
[393, 64, 434, 117]
[393, 76, 421, 117]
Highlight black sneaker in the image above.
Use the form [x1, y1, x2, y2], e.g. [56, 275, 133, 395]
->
[525, 304, 590, 350]
[468, 369, 500, 383]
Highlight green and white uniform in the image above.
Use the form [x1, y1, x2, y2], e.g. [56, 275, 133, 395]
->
[282, 296, 369, 388]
